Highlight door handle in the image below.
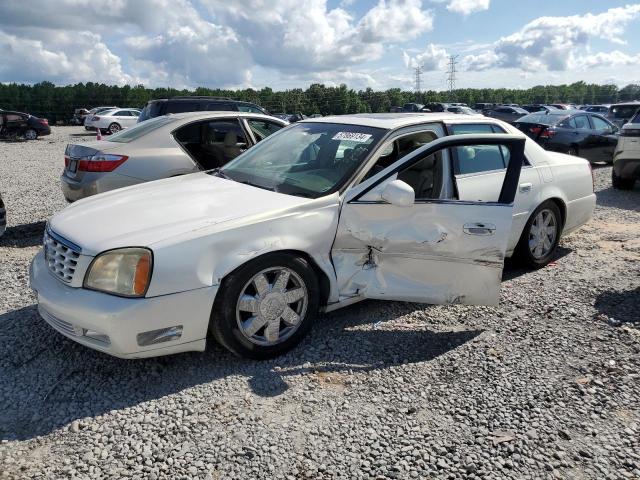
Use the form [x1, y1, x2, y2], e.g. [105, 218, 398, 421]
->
[463, 223, 496, 236]
[519, 182, 532, 193]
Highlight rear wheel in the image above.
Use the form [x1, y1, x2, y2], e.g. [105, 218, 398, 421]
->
[24, 129, 37, 140]
[108, 123, 121, 135]
[567, 146, 579, 156]
[515, 200, 563, 269]
[612, 169, 635, 190]
[209, 253, 319, 359]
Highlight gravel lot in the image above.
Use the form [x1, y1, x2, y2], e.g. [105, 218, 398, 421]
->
[0, 127, 638, 480]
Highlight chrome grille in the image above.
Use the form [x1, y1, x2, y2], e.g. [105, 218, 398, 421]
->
[44, 228, 81, 283]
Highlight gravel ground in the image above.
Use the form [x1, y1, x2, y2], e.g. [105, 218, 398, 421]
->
[0, 127, 638, 480]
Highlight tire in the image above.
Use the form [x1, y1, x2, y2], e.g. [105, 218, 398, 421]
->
[514, 200, 563, 269]
[567, 146, 579, 156]
[85, 126, 91, 131]
[209, 253, 320, 359]
[612, 169, 635, 190]
[24, 129, 38, 140]
[108, 123, 121, 135]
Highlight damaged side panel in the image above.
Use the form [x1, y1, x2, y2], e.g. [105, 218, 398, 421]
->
[331, 201, 513, 306]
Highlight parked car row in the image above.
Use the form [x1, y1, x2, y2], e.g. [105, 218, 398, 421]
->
[0, 110, 50, 140]
[29, 112, 598, 361]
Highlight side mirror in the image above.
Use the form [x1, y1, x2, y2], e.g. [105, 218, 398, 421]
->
[381, 179, 415, 207]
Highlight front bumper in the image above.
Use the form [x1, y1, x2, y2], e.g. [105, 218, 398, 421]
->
[60, 172, 143, 202]
[30, 250, 216, 358]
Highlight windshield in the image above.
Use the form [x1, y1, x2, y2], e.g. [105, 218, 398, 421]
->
[106, 115, 175, 143]
[517, 112, 569, 125]
[220, 122, 387, 198]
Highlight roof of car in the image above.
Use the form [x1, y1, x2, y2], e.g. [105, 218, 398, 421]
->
[299, 112, 490, 129]
[164, 111, 286, 122]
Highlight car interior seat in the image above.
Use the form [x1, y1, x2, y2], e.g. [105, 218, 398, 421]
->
[223, 131, 243, 161]
[398, 155, 436, 199]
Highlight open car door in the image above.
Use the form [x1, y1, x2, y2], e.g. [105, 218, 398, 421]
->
[331, 134, 524, 305]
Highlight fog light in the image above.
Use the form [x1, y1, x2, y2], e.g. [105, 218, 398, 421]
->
[83, 329, 111, 345]
[136, 326, 183, 346]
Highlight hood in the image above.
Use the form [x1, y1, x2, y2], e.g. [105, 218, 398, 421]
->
[50, 173, 310, 256]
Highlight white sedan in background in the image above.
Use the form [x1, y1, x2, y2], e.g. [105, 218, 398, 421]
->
[84, 108, 141, 134]
[30, 114, 595, 360]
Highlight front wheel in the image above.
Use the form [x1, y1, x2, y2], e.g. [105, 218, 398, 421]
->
[515, 200, 563, 269]
[209, 253, 320, 359]
[612, 169, 635, 190]
[108, 123, 121, 134]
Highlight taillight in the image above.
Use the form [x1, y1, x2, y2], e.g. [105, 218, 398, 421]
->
[64, 155, 69, 167]
[92, 116, 100, 121]
[529, 126, 542, 135]
[539, 128, 556, 139]
[78, 154, 128, 172]
[40, 118, 48, 125]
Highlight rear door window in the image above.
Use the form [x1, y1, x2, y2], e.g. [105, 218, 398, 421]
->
[166, 102, 200, 114]
[174, 119, 248, 170]
[591, 116, 612, 131]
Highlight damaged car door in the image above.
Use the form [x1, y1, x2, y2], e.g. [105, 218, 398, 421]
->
[331, 134, 524, 305]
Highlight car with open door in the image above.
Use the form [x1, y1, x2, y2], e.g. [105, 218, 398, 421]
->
[0, 110, 51, 140]
[32, 114, 595, 359]
[61, 112, 287, 202]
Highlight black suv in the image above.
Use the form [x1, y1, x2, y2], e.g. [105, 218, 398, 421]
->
[138, 96, 270, 123]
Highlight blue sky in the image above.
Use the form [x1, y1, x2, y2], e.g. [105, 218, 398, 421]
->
[0, 0, 639, 91]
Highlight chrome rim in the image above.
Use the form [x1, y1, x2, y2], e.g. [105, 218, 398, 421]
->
[528, 209, 557, 259]
[109, 124, 120, 134]
[236, 267, 308, 346]
[25, 129, 37, 140]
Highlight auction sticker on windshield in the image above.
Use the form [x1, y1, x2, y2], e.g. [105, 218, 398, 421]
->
[332, 132, 372, 142]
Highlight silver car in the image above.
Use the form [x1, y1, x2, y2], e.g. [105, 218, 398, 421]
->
[62, 112, 288, 202]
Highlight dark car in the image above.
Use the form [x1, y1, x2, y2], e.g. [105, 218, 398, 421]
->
[514, 110, 619, 163]
[138, 96, 269, 123]
[401, 103, 425, 112]
[484, 106, 529, 124]
[521, 104, 559, 113]
[422, 102, 450, 112]
[472, 102, 495, 112]
[0, 111, 51, 140]
[583, 105, 610, 114]
[606, 102, 640, 128]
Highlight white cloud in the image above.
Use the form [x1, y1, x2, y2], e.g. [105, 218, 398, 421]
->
[446, 0, 489, 16]
[404, 43, 449, 71]
[464, 5, 640, 72]
[358, 0, 434, 43]
[0, 29, 133, 85]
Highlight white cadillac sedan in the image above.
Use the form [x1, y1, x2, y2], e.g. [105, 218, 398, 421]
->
[84, 108, 141, 134]
[30, 114, 596, 359]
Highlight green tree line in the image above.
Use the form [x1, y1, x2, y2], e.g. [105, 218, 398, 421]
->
[0, 81, 638, 123]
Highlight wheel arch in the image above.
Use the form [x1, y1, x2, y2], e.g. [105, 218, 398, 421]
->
[217, 249, 332, 308]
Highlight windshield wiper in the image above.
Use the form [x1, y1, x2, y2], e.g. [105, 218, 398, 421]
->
[210, 168, 231, 180]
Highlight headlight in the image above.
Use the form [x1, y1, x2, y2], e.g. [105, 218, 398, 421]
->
[84, 248, 152, 297]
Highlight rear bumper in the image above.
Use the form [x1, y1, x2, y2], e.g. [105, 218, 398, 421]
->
[564, 193, 596, 236]
[30, 250, 215, 358]
[60, 172, 143, 202]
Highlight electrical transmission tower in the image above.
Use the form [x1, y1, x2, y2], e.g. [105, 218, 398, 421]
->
[413, 65, 424, 99]
[446, 55, 459, 99]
